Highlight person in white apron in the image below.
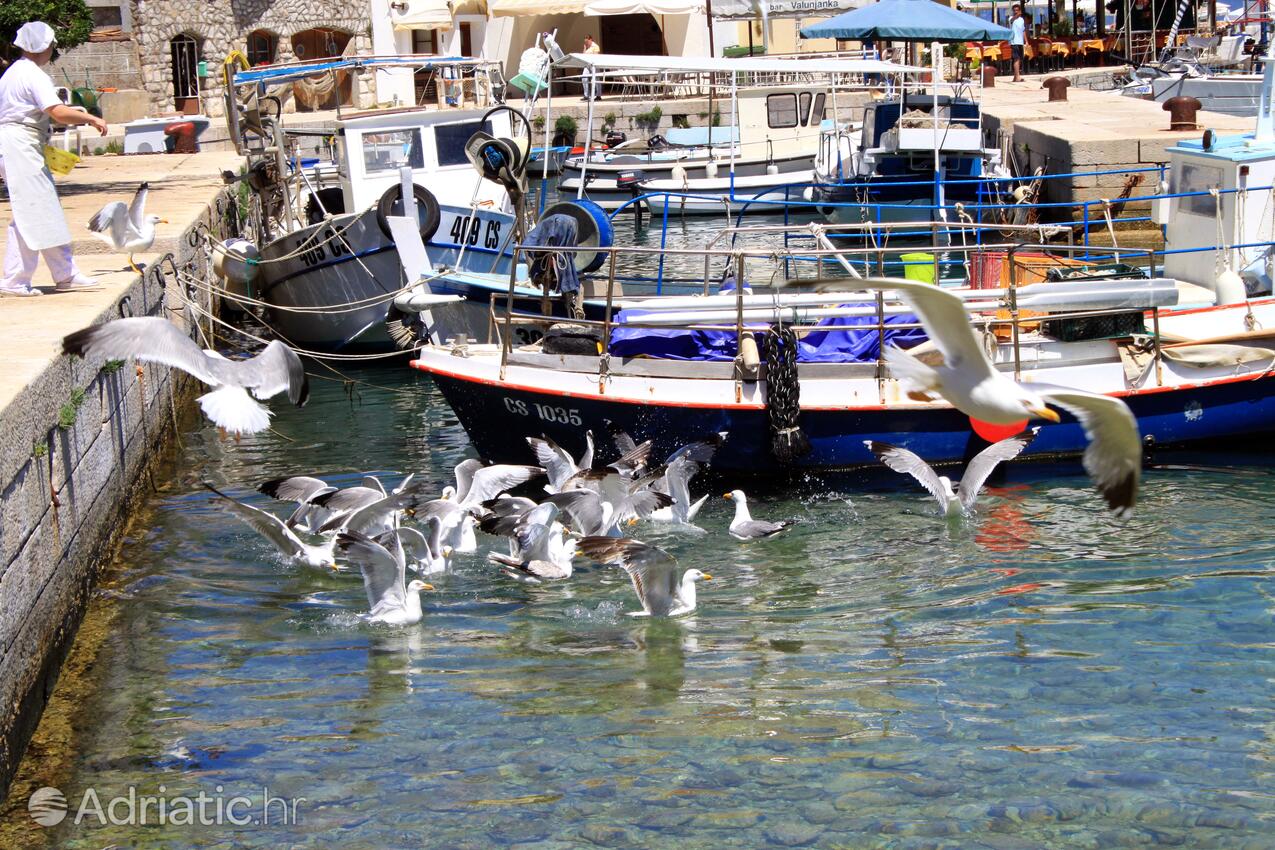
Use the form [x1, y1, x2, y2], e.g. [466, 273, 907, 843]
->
[0, 21, 107, 297]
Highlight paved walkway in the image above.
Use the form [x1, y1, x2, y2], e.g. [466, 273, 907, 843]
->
[0, 150, 241, 414]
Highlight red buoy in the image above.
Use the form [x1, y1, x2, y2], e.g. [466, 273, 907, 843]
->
[970, 417, 1028, 442]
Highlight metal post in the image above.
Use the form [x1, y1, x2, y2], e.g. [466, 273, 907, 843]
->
[500, 247, 520, 380]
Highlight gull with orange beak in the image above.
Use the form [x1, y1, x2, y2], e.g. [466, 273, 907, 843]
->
[724, 489, 797, 541]
[857, 278, 1141, 517]
[577, 537, 711, 617]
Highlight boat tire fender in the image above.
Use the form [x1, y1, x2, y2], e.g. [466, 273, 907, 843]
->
[376, 183, 441, 243]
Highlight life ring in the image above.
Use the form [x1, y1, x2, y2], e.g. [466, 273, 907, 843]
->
[376, 183, 440, 243]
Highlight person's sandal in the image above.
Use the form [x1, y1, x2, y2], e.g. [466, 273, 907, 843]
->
[0, 286, 42, 297]
[54, 274, 103, 292]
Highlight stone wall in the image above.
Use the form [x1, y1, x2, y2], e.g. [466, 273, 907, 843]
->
[132, 0, 375, 118]
[45, 41, 145, 94]
[0, 190, 235, 801]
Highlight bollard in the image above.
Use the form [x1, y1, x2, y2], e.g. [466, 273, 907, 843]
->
[981, 64, 996, 88]
[1163, 96, 1202, 131]
[163, 121, 197, 153]
[1043, 76, 1069, 102]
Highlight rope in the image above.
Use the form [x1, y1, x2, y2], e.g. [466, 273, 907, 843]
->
[761, 327, 811, 464]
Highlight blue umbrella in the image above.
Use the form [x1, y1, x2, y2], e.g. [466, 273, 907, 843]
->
[799, 0, 1013, 42]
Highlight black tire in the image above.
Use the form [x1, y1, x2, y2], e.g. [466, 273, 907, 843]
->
[376, 183, 440, 243]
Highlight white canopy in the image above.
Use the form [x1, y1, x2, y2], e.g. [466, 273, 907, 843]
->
[585, 0, 705, 14]
[557, 52, 925, 74]
[712, 0, 869, 20]
[390, 0, 454, 30]
[490, 0, 590, 14]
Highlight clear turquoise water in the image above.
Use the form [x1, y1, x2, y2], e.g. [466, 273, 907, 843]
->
[12, 365, 1274, 849]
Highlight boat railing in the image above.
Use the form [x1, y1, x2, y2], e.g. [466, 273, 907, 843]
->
[493, 240, 1170, 393]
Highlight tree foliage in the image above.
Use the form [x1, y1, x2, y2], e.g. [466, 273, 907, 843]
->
[0, 0, 94, 63]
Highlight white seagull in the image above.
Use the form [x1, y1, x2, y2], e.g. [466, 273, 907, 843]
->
[577, 536, 712, 617]
[394, 522, 453, 577]
[864, 428, 1039, 517]
[486, 503, 577, 583]
[724, 490, 796, 540]
[862, 278, 1141, 516]
[451, 459, 545, 507]
[204, 484, 335, 569]
[87, 182, 166, 273]
[257, 475, 337, 532]
[63, 317, 308, 436]
[527, 432, 595, 494]
[337, 530, 434, 626]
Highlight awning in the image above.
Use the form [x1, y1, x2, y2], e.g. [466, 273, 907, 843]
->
[557, 52, 925, 73]
[390, 0, 454, 30]
[490, 0, 590, 15]
[799, 0, 1014, 41]
[451, 0, 488, 13]
[585, 0, 705, 13]
[712, 0, 869, 20]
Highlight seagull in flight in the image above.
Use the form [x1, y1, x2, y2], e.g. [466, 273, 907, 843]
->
[63, 317, 308, 436]
[337, 530, 434, 626]
[860, 278, 1140, 516]
[87, 182, 166, 273]
[864, 428, 1039, 517]
[577, 536, 711, 617]
[203, 483, 335, 569]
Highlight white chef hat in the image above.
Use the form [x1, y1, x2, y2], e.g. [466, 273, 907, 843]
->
[14, 22, 57, 54]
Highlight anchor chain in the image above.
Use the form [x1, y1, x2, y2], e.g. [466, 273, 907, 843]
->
[762, 327, 811, 463]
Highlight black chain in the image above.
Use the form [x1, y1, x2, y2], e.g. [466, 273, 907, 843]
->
[762, 327, 811, 463]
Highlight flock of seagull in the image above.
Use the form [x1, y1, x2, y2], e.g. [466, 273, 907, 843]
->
[55, 275, 1146, 622]
[200, 428, 802, 623]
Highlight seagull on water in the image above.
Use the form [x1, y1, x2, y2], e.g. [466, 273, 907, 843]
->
[860, 278, 1140, 516]
[724, 490, 796, 540]
[577, 536, 711, 617]
[337, 530, 434, 626]
[864, 428, 1039, 517]
[258, 475, 337, 532]
[87, 182, 166, 273]
[486, 503, 577, 583]
[203, 484, 335, 569]
[63, 317, 308, 436]
[395, 522, 453, 577]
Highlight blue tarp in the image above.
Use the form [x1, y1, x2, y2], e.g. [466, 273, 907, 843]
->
[608, 306, 928, 363]
[799, 0, 1013, 42]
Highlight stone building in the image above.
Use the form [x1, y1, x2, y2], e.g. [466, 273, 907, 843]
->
[50, 0, 379, 120]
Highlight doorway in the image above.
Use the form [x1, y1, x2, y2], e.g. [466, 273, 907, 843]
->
[598, 14, 665, 56]
[170, 33, 202, 115]
[290, 27, 354, 110]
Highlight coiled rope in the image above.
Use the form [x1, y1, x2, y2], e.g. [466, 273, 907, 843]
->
[761, 326, 811, 463]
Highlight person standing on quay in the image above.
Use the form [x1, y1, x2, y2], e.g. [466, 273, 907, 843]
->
[583, 34, 602, 101]
[1009, 4, 1027, 82]
[0, 21, 107, 297]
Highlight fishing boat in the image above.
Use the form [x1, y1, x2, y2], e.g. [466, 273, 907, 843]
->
[552, 52, 918, 215]
[216, 55, 524, 355]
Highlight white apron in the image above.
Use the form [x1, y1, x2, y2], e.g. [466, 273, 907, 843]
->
[0, 112, 72, 251]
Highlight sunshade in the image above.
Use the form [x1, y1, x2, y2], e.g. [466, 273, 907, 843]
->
[712, 0, 871, 19]
[390, 0, 453, 30]
[800, 0, 1014, 41]
[490, 0, 590, 14]
[585, 0, 704, 13]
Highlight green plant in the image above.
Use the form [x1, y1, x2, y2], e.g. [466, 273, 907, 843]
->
[104, 139, 123, 155]
[711, 109, 722, 127]
[671, 114, 689, 129]
[1051, 19, 1073, 37]
[58, 387, 85, 430]
[532, 114, 546, 132]
[33, 440, 48, 459]
[100, 358, 125, 374]
[601, 111, 617, 133]
[93, 146, 104, 156]
[634, 105, 662, 129]
[0, 1, 93, 62]
[554, 114, 577, 137]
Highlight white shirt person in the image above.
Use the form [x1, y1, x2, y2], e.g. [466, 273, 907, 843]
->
[0, 21, 107, 296]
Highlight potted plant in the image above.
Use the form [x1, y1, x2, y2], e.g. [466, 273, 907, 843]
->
[552, 114, 578, 147]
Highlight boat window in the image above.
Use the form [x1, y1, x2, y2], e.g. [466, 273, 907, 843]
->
[434, 119, 493, 167]
[811, 93, 826, 126]
[767, 93, 799, 129]
[361, 129, 425, 172]
[1171, 161, 1224, 216]
[798, 92, 812, 126]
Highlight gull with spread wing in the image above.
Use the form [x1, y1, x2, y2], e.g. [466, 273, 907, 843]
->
[864, 428, 1039, 517]
[63, 317, 308, 436]
[577, 536, 711, 617]
[337, 530, 434, 626]
[204, 483, 335, 569]
[87, 182, 166, 273]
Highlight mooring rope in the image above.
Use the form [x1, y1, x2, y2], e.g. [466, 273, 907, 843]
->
[761, 326, 811, 463]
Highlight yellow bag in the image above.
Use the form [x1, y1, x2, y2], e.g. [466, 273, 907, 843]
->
[43, 145, 80, 175]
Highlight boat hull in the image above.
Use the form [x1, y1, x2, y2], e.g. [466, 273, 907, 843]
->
[411, 346, 1275, 474]
[256, 204, 514, 354]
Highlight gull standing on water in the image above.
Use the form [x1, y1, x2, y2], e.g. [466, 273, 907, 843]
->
[859, 278, 1141, 515]
[63, 317, 308, 436]
[864, 428, 1039, 517]
[203, 484, 336, 569]
[337, 530, 434, 626]
[577, 536, 711, 617]
[87, 182, 166, 273]
[724, 490, 796, 540]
